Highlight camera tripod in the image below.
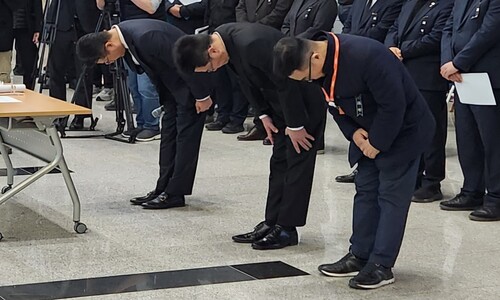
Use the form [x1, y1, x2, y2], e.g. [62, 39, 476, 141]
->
[32, 0, 136, 143]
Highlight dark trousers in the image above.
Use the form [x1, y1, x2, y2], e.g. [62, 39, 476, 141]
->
[264, 84, 326, 227]
[154, 89, 206, 196]
[48, 30, 93, 109]
[93, 64, 113, 89]
[213, 66, 248, 125]
[417, 90, 448, 189]
[350, 156, 420, 267]
[455, 90, 500, 207]
[13, 29, 38, 89]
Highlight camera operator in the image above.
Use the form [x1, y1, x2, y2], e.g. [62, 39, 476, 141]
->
[96, 0, 167, 142]
[46, 0, 100, 130]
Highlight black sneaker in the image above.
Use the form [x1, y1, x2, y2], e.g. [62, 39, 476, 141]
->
[348, 263, 395, 289]
[136, 129, 161, 142]
[412, 186, 443, 203]
[318, 252, 367, 277]
[122, 128, 143, 138]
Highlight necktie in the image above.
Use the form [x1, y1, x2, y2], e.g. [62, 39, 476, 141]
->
[362, 0, 374, 20]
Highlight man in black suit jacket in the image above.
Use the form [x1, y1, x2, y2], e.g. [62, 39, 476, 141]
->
[274, 32, 434, 289]
[343, 0, 403, 43]
[439, 0, 500, 221]
[174, 22, 326, 250]
[77, 19, 212, 209]
[385, 0, 453, 202]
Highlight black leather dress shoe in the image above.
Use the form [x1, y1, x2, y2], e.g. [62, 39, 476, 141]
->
[262, 138, 272, 145]
[232, 221, 273, 243]
[469, 206, 500, 221]
[205, 121, 227, 131]
[130, 191, 159, 205]
[69, 117, 84, 130]
[141, 193, 185, 209]
[237, 126, 266, 141]
[335, 169, 358, 183]
[251, 225, 298, 250]
[221, 123, 244, 134]
[440, 193, 483, 211]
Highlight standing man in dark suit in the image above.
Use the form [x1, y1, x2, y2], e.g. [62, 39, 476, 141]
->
[343, 0, 403, 42]
[77, 19, 212, 209]
[174, 23, 326, 250]
[338, 0, 354, 24]
[282, 0, 338, 39]
[235, 0, 293, 29]
[336, 0, 403, 183]
[385, 0, 453, 202]
[439, 0, 500, 221]
[274, 32, 434, 288]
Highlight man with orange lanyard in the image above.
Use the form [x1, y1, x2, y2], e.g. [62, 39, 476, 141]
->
[273, 31, 435, 289]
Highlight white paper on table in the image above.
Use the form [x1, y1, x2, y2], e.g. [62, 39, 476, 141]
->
[0, 96, 21, 103]
[455, 73, 496, 105]
[179, 0, 201, 5]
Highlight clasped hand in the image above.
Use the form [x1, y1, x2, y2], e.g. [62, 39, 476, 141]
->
[353, 128, 380, 159]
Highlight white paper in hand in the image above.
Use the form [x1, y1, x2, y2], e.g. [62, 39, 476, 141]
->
[455, 73, 496, 105]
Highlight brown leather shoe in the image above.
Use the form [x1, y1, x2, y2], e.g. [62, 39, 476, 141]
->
[237, 126, 266, 141]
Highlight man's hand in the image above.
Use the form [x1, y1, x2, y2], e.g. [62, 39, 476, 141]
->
[352, 128, 369, 149]
[261, 116, 279, 144]
[389, 47, 402, 60]
[169, 4, 183, 18]
[285, 128, 315, 154]
[195, 98, 213, 114]
[360, 140, 380, 159]
[440, 61, 462, 82]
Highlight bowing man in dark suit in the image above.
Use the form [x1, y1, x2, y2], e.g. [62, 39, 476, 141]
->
[77, 19, 212, 209]
[439, 0, 500, 221]
[274, 32, 435, 288]
[174, 23, 326, 250]
[343, 0, 404, 43]
[385, 0, 453, 202]
[336, 0, 403, 183]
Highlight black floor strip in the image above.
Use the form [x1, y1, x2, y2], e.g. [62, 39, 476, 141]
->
[0, 261, 308, 300]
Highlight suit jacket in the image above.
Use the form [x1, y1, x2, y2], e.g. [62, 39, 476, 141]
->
[215, 22, 318, 128]
[118, 19, 195, 106]
[441, 0, 500, 89]
[46, 0, 76, 31]
[318, 32, 435, 168]
[205, 0, 239, 32]
[235, 0, 293, 29]
[74, 0, 101, 34]
[385, 0, 453, 91]
[0, 0, 15, 51]
[166, 0, 206, 34]
[281, 0, 338, 38]
[343, 0, 404, 42]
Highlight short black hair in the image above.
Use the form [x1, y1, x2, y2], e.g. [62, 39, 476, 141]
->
[173, 34, 211, 75]
[273, 37, 311, 78]
[76, 32, 111, 66]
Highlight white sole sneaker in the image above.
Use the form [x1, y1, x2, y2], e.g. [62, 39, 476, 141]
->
[352, 278, 395, 289]
[319, 270, 359, 277]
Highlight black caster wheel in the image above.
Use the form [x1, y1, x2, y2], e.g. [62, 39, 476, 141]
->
[1, 185, 12, 194]
[74, 222, 87, 234]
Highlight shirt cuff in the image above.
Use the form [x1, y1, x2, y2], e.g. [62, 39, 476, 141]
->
[259, 114, 269, 120]
[287, 126, 304, 131]
[196, 96, 211, 102]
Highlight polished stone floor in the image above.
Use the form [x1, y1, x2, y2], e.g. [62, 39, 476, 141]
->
[1, 83, 499, 299]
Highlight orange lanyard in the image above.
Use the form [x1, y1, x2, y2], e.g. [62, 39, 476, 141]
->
[321, 32, 344, 114]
